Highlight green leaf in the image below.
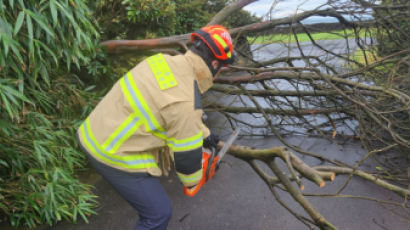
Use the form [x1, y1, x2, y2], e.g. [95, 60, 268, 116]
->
[54, 1, 78, 28]
[8, 0, 14, 9]
[0, 93, 14, 119]
[78, 209, 88, 224]
[50, 0, 58, 26]
[84, 85, 96, 91]
[24, 9, 55, 38]
[0, 82, 30, 103]
[0, 119, 11, 136]
[26, 14, 33, 49]
[37, 39, 58, 65]
[17, 0, 24, 8]
[2, 35, 10, 57]
[376, 166, 383, 171]
[0, 202, 10, 214]
[13, 11, 25, 35]
[0, 159, 9, 168]
[55, 210, 61, 221]
[72, 207, 78, 222]
[40, 64, 50, 87]
[9, 40, 24, 64]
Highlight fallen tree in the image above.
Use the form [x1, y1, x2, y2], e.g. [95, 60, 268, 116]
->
[100, 0, 410, 229]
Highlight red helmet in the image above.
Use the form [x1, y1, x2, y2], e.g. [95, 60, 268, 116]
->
[191, 25, 234, 64]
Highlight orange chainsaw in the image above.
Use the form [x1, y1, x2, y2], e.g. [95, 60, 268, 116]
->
[184, 128, 240, 197]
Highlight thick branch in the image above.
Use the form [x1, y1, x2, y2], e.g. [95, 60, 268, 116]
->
[211, 104, 352, 116]
[314, 166, 410, 198]
[221, 143, 330, 187]
[230, 9, 347, 35]
[101, 34, 190, 54]
[211, 84, 378, 97]
[207, 0, 258, 25]
[215, 71, 387, 92]
[101, 8, 352, 54]
[269, 160, 337, 230]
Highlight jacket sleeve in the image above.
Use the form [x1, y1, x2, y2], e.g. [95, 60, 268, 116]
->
[160, 101, 206, 187]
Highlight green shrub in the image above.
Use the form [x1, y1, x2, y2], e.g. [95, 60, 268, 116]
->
[373, 0, 410, 57]
[0, 0, 104, 227]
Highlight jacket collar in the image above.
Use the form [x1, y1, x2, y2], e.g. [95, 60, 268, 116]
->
[184, 50, 213, 94]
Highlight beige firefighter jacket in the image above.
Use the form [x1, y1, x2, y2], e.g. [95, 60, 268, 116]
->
[77, 50, 212, 187]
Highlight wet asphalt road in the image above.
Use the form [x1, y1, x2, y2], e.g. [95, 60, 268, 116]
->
[24, 136, 408, 230]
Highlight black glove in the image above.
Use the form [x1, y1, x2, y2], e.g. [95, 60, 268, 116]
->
[203, 133, 220, 150]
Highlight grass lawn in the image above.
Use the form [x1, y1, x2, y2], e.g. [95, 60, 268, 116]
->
[351, 48, 379, 64]
[249, 29, 368, 44]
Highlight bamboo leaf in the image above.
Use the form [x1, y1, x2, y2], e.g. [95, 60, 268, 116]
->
[0, 82, 30, 103]
[13, 11, 24, 35]
[40, 64, 50, 87]
[0, 93, 14, 119]
[0, 202, 9, 214]
[50, 0, 58, 26]
[72, 207, 78, 222]
[77, 209, 88, 224]
[84, 85, 95, 91]
[0, 48, 5, 67]
[58, 208, 73, 220]
[0, 119, 11, 136]
[55, 210, 61, 221]
[9, 40, 24, 64]
[24, 9, 55, 38]
[37, 40, 58, 65]
[0, 159, 9, 167]
[8, 0, 14, 9]
[2, 35, 10, 57]
[3, 89, 19, 105]
[17, 0, 24, 8]
[26, 14, 33, 51]
[54, 1, 78, 28]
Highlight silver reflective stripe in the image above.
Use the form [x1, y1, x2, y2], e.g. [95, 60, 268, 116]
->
[104, 116, 140, 152]
[123, 74, 157, 131]
[81, 120, 156, 167]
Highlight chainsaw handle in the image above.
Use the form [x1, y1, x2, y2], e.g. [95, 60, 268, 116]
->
[184, 179, 205, 197]
[183, 150, 219, 197]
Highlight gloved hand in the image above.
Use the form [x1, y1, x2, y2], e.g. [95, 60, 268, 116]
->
[184, 148, 219, 197]
[203, 132, 220, 150]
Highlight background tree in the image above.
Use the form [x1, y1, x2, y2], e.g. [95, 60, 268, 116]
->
[93, 0, 259, 40]
[372, 0, 410, 56]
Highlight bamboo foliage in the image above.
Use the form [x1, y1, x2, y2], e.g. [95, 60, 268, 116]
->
[0, 0, 103, 227]
[0, 0, 99, 118]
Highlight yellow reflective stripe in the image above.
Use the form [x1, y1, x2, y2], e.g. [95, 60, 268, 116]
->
[213, 34, 227, 48]
[79, 119, 158, 169]
[120, 72, 166, 135]
[177, 169, 203, 183]
[102, 113, 142, 154]
[212, 34, 231, 58]
[167, 131, 203, 152]
[147, 54, 178, 90]
[226, 51, 232, 58]
[153, 131, 168, 140]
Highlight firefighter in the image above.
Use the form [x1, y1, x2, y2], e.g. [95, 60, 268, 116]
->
[76, 25, 234, 230]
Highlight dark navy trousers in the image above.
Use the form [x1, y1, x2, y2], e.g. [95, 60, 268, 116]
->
[80, 142, 172, 230]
